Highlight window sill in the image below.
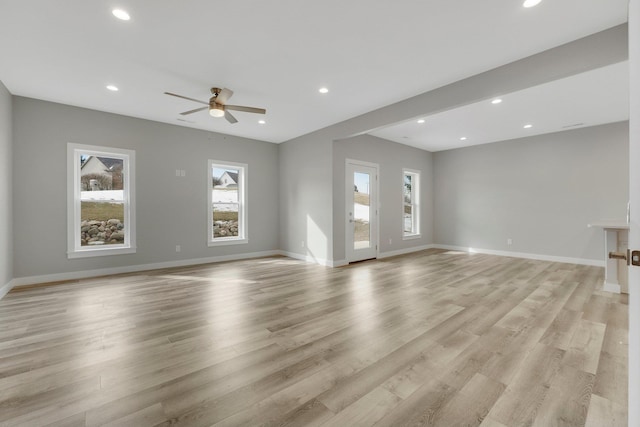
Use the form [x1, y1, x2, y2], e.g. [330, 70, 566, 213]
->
[402, 234, 422, 241]
[68, 246, 136, 259]
[208, 238, 248, 247]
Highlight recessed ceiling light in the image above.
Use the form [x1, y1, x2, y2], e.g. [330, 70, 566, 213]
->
[318, 87, 329, 94]
[523, 124, 533, 129]
[491, 98, 502, 104]
[112, 9, 130, 21]
[417, 119, 425, 124]
[460, 137, 467, 141]
[258, 120, 266, 124]
[523, 0, 541, 8]
[106, 85, 119, 92]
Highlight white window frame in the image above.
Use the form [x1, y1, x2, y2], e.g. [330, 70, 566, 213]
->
[208, 159, 248, 246]
[403, 168, 421, 239]
[67, 143, 136, 258]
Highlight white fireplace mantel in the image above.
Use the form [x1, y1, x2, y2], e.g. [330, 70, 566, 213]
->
[588, 220, 629, 294]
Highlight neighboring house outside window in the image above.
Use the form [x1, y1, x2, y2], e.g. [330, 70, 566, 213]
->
[208, 160, 247, 246]
[67, 143, 136, 258]
[403, 169, 420, 238]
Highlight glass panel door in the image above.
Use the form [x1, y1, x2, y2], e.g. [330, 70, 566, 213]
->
[353, 171, 371, 250]
[346, 161, 378, 263]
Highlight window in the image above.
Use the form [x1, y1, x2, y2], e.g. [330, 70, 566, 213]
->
[208, 160, 247, 246]
[403, 169, 420, 238]
[67, 144, 136, 258]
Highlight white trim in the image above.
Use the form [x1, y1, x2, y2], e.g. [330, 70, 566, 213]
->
[345, 158, 379, 169]
[432, 244, 604, 267]
[378, 244, 437, 259]
[11, 250, 281, 288]
[6, 244, 606, 292]
[603, 281, 622, 293]
[207, 238, 249, 247]
[67, 143, 136, 258]
[629, 3, 640, 424]
[402, 234, 422, 241]
[308, 243, 602, 266]
[278, 250, 344, 267]
[345, 159, 380, 263]
[208, 159, 248, 246]
[0, 279, 15, 300]
[68, 246, 137, 259]
[402, 168, 420, 238]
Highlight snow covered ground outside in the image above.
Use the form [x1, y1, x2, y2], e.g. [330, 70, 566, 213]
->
[212, 189, 239, 212]
[354, 203, 369, 221]
[404, 214, 412, 232]
[80, 190, 373, 219]
[81, 190, 123, 202]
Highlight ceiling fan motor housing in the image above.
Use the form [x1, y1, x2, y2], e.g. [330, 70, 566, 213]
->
[165, 87, 263, 124]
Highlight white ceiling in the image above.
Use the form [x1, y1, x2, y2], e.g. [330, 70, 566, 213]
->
[370, 61, 630, 151]
[0, 0, 630, 145]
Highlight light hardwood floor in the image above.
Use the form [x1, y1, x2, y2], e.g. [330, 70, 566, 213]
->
[0, 249, 628, 426]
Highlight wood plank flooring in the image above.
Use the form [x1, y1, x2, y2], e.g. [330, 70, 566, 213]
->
[0, 249, 628, 426]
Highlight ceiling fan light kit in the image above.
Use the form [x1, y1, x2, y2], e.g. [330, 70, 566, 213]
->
[164, 87, 266, 124]
[209, 105, 225, 117]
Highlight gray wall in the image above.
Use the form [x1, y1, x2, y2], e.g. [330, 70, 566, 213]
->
[278, 132, 334, 263]
[5, 25, 630, 282]
[332, 134, 433, 262]
[0, 81, 12, 290]
[277, 25, 626, 266]
[12, 97, 279, 278]
[433, 122, 629, 261]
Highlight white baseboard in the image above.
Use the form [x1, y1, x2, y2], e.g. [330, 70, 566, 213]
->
[432, 244, 604, 267]
[0, 279, 15, 300]
[5, 244, 604, 295]
[11, 250, 282, 289]
[320, 244, 437, 267]
[278, 250, 344, 267]
[282, 244, 437, 267]
[603, 280, 622, 293]
[378, 244, 437, 259]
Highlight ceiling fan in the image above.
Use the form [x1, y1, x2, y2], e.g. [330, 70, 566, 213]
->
[164, 87, 266, 124]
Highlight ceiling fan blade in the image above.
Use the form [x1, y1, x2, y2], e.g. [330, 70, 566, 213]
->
[164, 92, 208, 105]
[216, 88, 234, 105]
[224, 105, 266, 114]
[224, 110, 238, 124]
[180, 106, 208, 115]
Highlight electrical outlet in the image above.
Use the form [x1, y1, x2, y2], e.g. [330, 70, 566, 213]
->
[176, 245, 181, 252]
[180, 170, 186, 177]
[301, 240, 305, 248]
[389, 238, 392, 245]
[175, 169, 180, 177]
[507, 238, 513, 246]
